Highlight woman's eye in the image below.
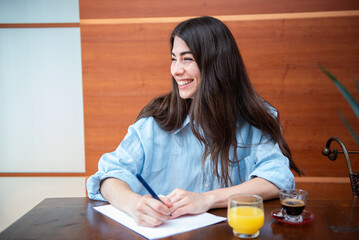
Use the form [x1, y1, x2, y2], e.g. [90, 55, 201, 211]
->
[184, 58, 193, 61]
[171, 58, 176, 61]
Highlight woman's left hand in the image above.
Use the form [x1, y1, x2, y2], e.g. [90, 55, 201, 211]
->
[166, 188, 211, 218]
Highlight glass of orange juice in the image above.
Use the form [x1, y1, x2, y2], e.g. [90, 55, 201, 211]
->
[228, 194, 264, 239]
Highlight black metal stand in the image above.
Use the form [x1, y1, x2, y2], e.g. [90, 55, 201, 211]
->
[322, 136, 359, 197]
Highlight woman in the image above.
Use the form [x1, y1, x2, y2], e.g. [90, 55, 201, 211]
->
[87, 16, 302, 227]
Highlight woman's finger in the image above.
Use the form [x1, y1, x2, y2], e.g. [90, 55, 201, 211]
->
[159, 196, 173, 209]
[167, 188, 187, 204]
[136, 211, 163, 227]
[135, 195, 171, 225]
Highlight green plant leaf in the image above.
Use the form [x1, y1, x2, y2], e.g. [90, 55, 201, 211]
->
[338, 110, 359, 146]
[319, 64, 359, 119]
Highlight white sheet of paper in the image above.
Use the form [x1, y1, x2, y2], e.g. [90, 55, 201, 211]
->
[94, 204, 227, 239]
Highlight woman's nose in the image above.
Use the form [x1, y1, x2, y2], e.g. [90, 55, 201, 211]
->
[172, 62, 185, 76]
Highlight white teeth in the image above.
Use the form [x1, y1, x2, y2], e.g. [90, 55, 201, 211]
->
[178, 80, 192, 86]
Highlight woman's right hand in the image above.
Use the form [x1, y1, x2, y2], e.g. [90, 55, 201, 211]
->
[100, 178, 172, 227]
[132, 195, 173, 227]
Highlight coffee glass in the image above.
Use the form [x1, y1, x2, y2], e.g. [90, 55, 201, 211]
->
[228, 194, 264, 238]
[279, 189, 308, 223]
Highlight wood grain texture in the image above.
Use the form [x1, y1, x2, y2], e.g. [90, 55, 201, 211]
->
[296, 182, 355, 199]
[79, 11, 359, 25]
[79, 0, 359, 19]
[225, 17, 359, 177]
[81, 23, 175, 174]
[82, 16, 359, 177]
[1, 196, 358, 239]
[80, 0, 359, 179]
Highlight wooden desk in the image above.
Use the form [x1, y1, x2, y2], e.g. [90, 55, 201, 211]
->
[1, 185, 358, 239]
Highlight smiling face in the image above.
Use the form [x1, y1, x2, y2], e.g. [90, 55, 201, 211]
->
[171, 37, 201, 99]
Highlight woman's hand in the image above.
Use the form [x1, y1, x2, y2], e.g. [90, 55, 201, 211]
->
[166, 189, 211, 218]
[101, 178, 173, 228]
[133, 195, 173, 227]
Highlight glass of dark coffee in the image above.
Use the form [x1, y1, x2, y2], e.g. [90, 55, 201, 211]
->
[278, 189, 308, 223]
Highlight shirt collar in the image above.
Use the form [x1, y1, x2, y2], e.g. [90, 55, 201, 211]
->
[173, 115, 190, 134]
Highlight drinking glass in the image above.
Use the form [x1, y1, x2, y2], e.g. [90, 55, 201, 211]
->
[279, 189, 308, 223]
[228, 194, 264, 239]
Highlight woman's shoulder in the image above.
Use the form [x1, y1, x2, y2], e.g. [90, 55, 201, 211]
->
[237, 107, 278, 141]
[130, 116, 170, 137]
[262, 99, 278, 118]
[132, 116, 158, 129]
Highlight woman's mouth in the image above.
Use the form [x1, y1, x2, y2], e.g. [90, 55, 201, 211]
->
[177, 79, 193, 87]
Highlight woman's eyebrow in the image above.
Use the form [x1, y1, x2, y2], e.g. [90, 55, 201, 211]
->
[180, 51, 192, 55]
[171, 51, 193, 56]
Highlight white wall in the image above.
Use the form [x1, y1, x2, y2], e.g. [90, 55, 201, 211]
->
[0, 0, 79, 23]
[0, 1, 84, 172]
[0, 27, 85, 172]
[0, 0, 86, 233]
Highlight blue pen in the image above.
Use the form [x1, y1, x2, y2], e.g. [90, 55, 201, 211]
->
[136, 174, 172, 216]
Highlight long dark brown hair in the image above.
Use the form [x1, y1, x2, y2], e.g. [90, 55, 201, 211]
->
[137, 16, 302, 186]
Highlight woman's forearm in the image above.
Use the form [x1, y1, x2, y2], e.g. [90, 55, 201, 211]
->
[100, 177, 142, 217]
[101, 177, 173, 227]
[203, 177, 279, 209]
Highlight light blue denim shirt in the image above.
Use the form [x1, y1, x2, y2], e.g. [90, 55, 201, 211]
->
[87, 116, 295, 201]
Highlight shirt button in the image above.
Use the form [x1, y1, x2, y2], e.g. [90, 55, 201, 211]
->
[205, 183, 209, 188]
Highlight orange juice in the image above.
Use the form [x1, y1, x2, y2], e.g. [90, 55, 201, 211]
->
[228, 206, 264, 235]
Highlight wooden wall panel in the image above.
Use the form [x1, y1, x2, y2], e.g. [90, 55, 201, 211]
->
[80, 1, 359, 178]
[79, 0, 359, 19]
[82, 24, 176, 174]
[225, 17, 359, 176]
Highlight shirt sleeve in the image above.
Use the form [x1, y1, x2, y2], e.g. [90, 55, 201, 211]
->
[247, 140, 295, 190]
[239, 121, 295, 190]
[86, 125, 145, 201]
